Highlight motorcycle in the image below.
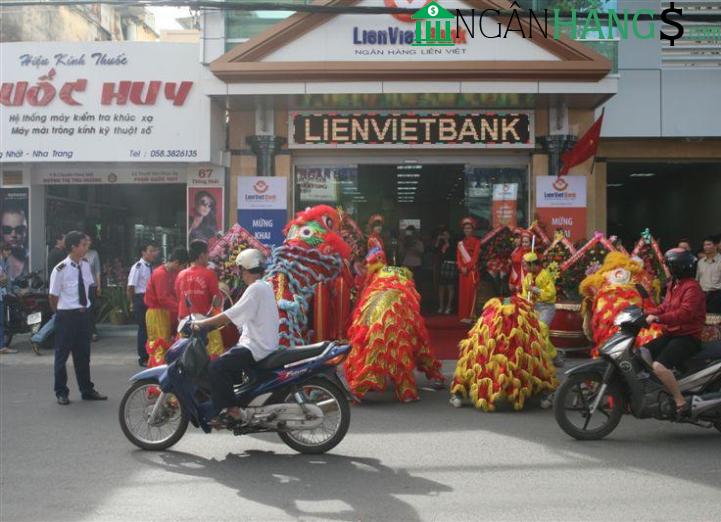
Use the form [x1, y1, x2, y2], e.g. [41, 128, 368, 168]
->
[554, 306, 721, 440]
[2, 272, 52, 349]
[119, 318, 354, 454]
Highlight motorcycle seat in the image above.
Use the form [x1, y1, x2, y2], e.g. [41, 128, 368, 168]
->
[681, 340, 721, 375]
[256, 341, 331, 370]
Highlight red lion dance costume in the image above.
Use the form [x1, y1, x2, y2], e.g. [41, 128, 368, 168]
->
[580, 251, 663, 357]
[451, 296, 558, 411]
[345, 247, 445, 402]
[264, 205, 351, 347]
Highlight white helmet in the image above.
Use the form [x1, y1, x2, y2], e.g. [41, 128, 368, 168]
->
[236, 248, 265, 271]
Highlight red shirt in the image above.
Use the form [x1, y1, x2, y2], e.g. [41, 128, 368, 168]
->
[144, 265, 179, 315]
[174, 264, 220, 319]
[649, 278, 706, 339]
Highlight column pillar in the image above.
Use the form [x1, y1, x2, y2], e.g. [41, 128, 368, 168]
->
[537, 134, 576, 178]
[246, 135, 285, 177]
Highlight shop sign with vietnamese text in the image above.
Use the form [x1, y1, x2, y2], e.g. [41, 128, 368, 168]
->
[289, 111, 534, 149]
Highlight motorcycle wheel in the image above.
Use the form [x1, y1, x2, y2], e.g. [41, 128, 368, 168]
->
[119, 379, 188, 451]
[277, 377, 350, 455]
[554, 371, 624, 441]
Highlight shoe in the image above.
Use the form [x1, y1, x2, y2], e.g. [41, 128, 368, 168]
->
[540, 392, 554, 409]
[449, 395, 463, 408]
[138, 360, 148, 368]
[460, 317, 473, 324]
[92, 334, 99, 342]
[81, 390, 108, 401]
[444, 308, 452, 315]
[675, 400, 692, 419]
[430, 379, 446, 391]
[0, 347, 18, 354]
[57, 395, 70, 405]
[31, 342, 41, 356]
[436, 307, 443, 314]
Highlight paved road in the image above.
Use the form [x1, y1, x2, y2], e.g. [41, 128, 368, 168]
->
[1, 328, 720, 521]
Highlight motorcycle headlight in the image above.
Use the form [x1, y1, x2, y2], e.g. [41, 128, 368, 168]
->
[601, 335, 634, 359]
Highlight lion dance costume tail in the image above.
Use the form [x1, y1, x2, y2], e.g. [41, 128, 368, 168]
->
[451, 296, 558, 411]
[345, 256, 444, 402]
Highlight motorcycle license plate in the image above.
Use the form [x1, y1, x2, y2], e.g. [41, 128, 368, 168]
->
[27, 312, 42, 325]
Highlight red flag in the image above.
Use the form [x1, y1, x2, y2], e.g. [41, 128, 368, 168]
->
[560, 109, 604, 176]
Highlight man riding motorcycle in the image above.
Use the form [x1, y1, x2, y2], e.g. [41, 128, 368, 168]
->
[645, 248, 706, 416]
[191, 249, 280, 423]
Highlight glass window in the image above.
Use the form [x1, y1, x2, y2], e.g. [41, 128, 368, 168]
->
[465, 167, 529, 232]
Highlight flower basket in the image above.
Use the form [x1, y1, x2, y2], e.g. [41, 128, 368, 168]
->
[558, 232, 617, 301]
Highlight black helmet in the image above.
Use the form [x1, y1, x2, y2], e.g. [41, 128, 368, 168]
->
[664, 248, 697, 279]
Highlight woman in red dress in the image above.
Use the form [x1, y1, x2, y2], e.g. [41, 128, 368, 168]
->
[509, 230, 532, 294]
[367, 214, 385, 255]
[456, 217, 481, 324]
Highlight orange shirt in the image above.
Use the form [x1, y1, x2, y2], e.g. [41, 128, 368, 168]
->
[175, 264, 220, 318]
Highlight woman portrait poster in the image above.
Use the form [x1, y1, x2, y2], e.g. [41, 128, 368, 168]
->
[187, 187, 223, 244]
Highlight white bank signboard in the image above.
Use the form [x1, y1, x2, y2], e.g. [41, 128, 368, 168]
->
[0, 42, 209, 163]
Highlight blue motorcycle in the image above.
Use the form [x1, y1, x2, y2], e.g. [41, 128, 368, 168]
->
[119, 323, 353, 454]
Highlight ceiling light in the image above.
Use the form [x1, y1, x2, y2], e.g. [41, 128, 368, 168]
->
[629, 173, 655, 178]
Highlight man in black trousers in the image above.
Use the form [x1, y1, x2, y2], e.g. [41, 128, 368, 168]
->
[48, 231, 106, 405]
[127, 242, 159, 367]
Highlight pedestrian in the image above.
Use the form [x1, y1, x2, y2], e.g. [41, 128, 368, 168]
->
[29, 234, 67, 355]
[127, 242, 159, 367]
[696, 236, 721, 314]
[400, 225, 424, 282]
[509, 230, 532, 294]
[434, 227, 456, 315]
[85, 233, 102, 342]
[677, 238, 692, 252]
[521, 252, 557, 326]
[144, 247, 189, 367]
[367, 215, 385, 255]
[0, 242, 16, 354]
[175, 240, 224, 359]
[47, 233, 66, 281]
[456, 217, 481, 324]
[49, 231, 107, 405]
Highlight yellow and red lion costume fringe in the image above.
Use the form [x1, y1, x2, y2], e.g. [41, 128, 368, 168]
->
[345, 250, 444, 402]
[451, 295, 559, 411]
[580, 251, 662, 357]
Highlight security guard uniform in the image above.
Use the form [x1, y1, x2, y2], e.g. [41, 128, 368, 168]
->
[49, 256, 97, 399]
[128, 258, 152, 365]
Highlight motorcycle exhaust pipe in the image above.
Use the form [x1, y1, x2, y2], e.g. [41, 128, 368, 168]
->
[691, 392, 721, 416]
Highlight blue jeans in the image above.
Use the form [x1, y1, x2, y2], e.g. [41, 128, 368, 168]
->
[31, 315, 55, 344]
[0, 299, 5, 346]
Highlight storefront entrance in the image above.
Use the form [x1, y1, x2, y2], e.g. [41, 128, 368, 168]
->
[294, 161, 529, 309]
[45, 184, 187, 284]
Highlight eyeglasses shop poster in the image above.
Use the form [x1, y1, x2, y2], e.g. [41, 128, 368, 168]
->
[0, 187, 30, 279]
[187, 187, 224, 245]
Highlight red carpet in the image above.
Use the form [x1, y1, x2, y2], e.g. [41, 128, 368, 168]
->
[425, 314, 469, 360]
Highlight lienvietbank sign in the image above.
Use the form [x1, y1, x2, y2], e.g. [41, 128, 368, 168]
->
[289, 111, 534, 149]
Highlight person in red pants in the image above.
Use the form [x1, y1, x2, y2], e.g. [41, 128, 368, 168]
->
[456, 217, 481, 324]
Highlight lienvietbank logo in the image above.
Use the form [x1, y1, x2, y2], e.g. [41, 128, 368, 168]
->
[245, 179, 277, 202]
[545, 176, 577, 200]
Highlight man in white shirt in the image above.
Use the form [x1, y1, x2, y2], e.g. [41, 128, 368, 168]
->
[697, 236, 721, 313]
[127, 242, 159, 366]
[192, 249, 279, 421]
[49, 231, 107, 405]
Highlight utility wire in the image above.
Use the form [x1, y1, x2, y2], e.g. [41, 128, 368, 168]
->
[1, 0, 720, 21]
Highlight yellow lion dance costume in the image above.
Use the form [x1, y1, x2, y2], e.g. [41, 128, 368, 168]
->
[345, 249, 445, 402]
[580, 251, 663, 358]
[450, 295, 558, 411]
